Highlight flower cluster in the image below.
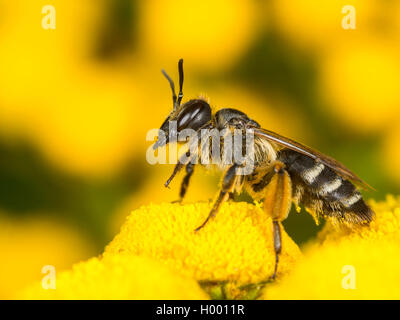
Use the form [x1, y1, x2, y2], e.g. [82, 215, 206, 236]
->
[21, 201, 301, 299]
[21, 255, 208, 300]
[20, 195, 400, 299]
[263, 195, 400, 299]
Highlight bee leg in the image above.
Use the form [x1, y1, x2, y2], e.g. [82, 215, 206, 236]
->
[165, 162, 185, 189]
[263, 162, 292, 280]
[176, 163, 195, 202]
[165, 151, 193, 188]
[272, 220, 282, 280]
[194, 164, 239, 232]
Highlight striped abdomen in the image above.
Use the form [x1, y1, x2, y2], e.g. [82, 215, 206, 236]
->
[278, 149, 374, 225]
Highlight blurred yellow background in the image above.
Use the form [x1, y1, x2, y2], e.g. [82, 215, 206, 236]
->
[0, 0, 399, 298]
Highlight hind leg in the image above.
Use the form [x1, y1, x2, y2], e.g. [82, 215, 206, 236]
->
[262, 162, 292, 279]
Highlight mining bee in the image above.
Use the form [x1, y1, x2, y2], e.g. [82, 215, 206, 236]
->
[153, 59, 374, 279]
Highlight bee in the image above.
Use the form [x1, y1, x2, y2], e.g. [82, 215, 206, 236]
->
[153, 59, 374, 279]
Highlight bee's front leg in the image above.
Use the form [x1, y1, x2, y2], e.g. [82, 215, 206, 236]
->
[165, 162, 184, 189]
[165, 151, 193, 189]
[194, 164, 239, 232]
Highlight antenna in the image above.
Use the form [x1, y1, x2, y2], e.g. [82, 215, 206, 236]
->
[161, 59, 184, 110]
[161, 69, 177, 109]
[177, 59, 184, 106]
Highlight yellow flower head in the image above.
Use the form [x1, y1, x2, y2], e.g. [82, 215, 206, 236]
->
[105, 202, 301, 286]
[20, 255, 208, 300]
[273, 0, 380, 51]
[18, 196, 400, 300]
[262, 195, 400, 299]
[139, 0, 259, 71]
[383, 126, 400, 184]
[0, 214, 94, 299]
[319, 38, 400, 133]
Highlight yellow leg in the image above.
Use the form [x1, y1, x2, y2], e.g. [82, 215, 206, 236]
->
[263, 162, 292, 279]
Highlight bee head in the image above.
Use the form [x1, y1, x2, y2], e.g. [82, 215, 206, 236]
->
[153, 60, 212, 149]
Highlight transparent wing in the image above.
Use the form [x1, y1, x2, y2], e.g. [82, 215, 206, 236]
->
[252, 127, 373, 190]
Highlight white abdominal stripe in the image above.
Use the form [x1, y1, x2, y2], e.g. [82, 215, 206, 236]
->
[301, 162, 325, 184]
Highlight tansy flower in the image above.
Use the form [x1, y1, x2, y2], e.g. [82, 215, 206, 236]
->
[272, 0, 377, 52]
[105, 202, 301, 292]
[382, 125, 400, 185]
[319, 38, 400, 134]
[18, 197, 400, 299]
[138, 0, 259, 72]
[20, 255, 208, 300]
[262, 195, 400, 299]
[109, 165, 219, 236]
[0, 214, 94, 299]
[0, 1, 139, 177]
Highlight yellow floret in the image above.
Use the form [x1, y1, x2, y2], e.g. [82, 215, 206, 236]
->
[262, 195, 400, 299]
[20, 255, 208, 300]
[104, 202, 302, 286]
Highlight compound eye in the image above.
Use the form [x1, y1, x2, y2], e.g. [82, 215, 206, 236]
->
[177, 100, 211, 131]
[177, 108, 196, 130]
